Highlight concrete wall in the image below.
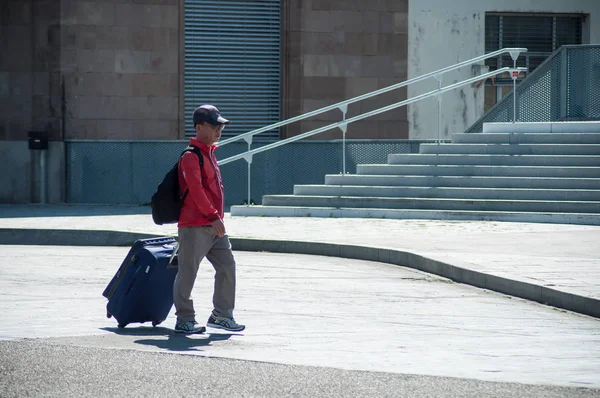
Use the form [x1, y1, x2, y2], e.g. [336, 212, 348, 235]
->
[282, 0, 409, 140]
[407, 0, 600, 140]
[0, 142, 32, 203]
[0, 141, 64, 203]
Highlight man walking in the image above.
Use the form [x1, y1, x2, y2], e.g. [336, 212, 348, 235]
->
[173, 104, 245, 334]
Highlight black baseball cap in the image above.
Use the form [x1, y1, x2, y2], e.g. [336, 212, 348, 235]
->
[192, 104, 230, 126]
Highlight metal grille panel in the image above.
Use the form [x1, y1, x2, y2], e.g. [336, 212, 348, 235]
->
[517, 54, 562, 122]
[184, 0, 281, 140]
[66, 140, 423, 207]
[567, 47, 600, 120]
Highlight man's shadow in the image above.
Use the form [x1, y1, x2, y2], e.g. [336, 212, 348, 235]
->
[101, 326, 236, 352]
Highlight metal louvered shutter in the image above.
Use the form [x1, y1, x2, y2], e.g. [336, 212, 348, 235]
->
[485, 13, 583, 83]
[184, 0, 281, 140]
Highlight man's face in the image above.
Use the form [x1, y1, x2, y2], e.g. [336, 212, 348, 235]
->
[195, 123, 224, 145]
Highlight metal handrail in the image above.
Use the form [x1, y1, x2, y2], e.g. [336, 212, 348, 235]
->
[465, 44, 600, 134]
[218, 48, 528, 206]
[218, 47, 527, 148]
[219, 66, 526, 167]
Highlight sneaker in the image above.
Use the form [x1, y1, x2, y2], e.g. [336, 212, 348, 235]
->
[174, 320, 206, 334]
[207, 314, 245, 332]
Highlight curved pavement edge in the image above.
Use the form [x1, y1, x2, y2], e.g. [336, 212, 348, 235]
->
[1, 227, 598, 320]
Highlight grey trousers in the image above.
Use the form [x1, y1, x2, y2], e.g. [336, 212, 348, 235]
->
[173, 226, 236, 323]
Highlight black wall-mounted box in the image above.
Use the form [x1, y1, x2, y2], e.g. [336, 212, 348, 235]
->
[28, 131, 49, 150]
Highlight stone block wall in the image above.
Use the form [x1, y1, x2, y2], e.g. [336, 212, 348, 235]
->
[0, 0, 182, 203]
[282, 0, 409, 140]
[60, 0, 181, 140]
[2, 0, 408, 143]
[0, 0, 181, 141]
[0, 0, 61, 141]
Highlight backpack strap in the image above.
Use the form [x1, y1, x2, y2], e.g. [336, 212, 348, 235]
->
[179, 146, 204, 201]
[184, 146, 204, 168]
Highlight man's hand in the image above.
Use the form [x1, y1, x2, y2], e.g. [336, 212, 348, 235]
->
[211, 218, 226, 237]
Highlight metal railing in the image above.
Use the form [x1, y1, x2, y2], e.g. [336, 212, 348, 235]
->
[466, 45, 600, 134]
[218, 48, 528, 206]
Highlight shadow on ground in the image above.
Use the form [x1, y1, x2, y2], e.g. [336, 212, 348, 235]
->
[101, 326, 235, 352]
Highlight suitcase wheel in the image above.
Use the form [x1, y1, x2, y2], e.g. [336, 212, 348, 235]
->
[117, 323, 127, 329]
[152, 320, 163, 327]
[106, 311, 112, 319]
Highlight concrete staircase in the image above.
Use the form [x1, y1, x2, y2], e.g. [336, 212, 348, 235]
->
[230, 122, 600, 225]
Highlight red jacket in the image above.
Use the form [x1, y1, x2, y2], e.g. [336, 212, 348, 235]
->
[177, 138, 224, 227]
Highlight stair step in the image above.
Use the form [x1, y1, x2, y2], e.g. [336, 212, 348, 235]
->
[451, 132, 600, 144]
[262, 195, 600, 213]
[324, 175, 600, 189]
[420, 143, 600, 155]
[230, 205, 600, 226]
[386, 154, 600, 166]
[293, 185, 600, 201]
[358, 164, 600, 178]
[483, 121, 600, 134]
[235, 124, 600, 225]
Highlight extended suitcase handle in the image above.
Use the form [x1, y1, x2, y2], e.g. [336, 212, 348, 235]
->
[168, 242, 179, 268]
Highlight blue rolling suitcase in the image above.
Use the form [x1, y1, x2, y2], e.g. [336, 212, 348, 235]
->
[103, 237, 178, 328]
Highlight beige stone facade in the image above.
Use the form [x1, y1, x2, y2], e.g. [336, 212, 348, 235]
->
[1, 0, 58, 141]
[60, 0, 181, 140]
[1, 0, 408, 143]
[283, 0, 409, 140]
[1, 0, 181, 143]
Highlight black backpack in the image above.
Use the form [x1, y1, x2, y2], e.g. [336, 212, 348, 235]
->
[151, 146, 203, 225]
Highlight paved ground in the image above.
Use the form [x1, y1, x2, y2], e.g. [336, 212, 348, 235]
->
[2, 341, 599, 398]
[1, 246, 599, 396]
[0, 204, 599, 396]
[4, 341, 599, 398]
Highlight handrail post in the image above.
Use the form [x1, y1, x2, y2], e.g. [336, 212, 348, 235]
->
[509, 50, 522, 123]
[512, 60, 517, 123]
[560, 47, 568, 119]
[434, 74, 443, 144]
[243, 135, 253, 206]
[338, 105, 348, 174]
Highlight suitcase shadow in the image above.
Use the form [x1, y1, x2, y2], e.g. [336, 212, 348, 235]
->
[101, 326, 234, 352]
